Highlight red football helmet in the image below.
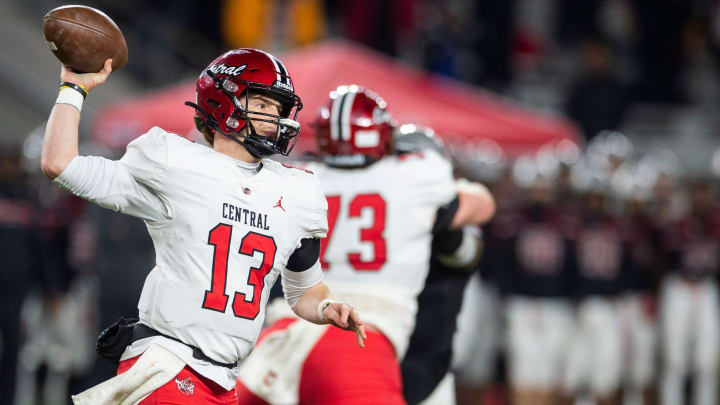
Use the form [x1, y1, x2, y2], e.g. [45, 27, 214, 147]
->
[312, 85, 394, 167]
[186, 48, 302, 157]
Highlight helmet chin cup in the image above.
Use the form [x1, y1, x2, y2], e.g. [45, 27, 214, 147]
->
[279, 118, 300, 131]
[244, 134, 276, 158]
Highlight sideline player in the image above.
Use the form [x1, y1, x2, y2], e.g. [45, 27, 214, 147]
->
[236, 85, 495, 405]
[659, 180, 720, 405]
[41, 49, 365, 404]
[617, 190, 658, 405]
[562, 187, 625, 405]
[495, 174, 574, 405]
[451, 258, 501, 405]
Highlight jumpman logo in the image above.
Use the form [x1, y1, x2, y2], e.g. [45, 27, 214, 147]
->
[274, 197, 285, 211]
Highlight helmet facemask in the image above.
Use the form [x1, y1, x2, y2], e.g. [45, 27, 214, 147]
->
[226, 77, 302, 158]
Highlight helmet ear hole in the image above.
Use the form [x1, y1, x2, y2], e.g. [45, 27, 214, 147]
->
[194, 116, 216, 146]
[193, 116, 205, 132]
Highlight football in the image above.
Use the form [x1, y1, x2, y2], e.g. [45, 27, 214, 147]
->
[43, 5, 128, 73]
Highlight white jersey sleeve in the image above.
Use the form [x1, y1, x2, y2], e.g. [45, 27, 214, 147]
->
[265, 162, 327, 307]
[53, 127, 172, 223]
[303, 171, 329, 240]
[280, 160, 328, 241]
[400, 150, 456, 212]
[267, 161, 329, 242]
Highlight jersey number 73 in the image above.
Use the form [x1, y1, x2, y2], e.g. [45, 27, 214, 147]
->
[321, 193, 387, 271]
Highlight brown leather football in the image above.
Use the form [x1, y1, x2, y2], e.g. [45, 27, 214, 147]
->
[43, 5, 128, 73]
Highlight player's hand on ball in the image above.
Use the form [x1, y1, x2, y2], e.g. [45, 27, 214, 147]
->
[60, 58, 113, 92]
[323, 302, 367, 348]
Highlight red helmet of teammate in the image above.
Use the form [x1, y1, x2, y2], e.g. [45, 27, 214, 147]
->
[186, 48, 303, 157]
[312, 85, 394, 167]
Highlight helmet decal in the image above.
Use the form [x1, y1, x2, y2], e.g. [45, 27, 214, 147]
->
[207, 63, 247, 76]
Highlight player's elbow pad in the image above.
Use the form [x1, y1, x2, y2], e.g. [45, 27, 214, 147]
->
[282, 238, 323, 308]
[436, 227, 481, 269]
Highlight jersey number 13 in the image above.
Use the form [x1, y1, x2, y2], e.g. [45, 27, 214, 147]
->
[202, 224, 276, 320]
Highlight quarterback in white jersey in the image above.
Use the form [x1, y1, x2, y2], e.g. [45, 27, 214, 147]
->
[42, 50, 365, 405]
[236, 85, 495, 405]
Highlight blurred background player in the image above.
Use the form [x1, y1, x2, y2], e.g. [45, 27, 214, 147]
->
[561, 184, 626, 405]
[0, 141, 97, 405]
[493, 171, 574, 405]
[658, 179, 720, 405]
[617, 187, 659, 405]
[450, 259, 502, 405]
[13, 189, 98, 405]
[0, 147, 43, 405]
[236, 85, 495, 405]
[395, 125, 485, 405]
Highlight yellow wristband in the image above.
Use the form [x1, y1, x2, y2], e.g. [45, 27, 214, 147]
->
[317, 299, 337, 321]
[59, 82, 88, 99]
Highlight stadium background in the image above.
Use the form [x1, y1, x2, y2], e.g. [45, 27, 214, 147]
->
[1, 0, 720, 404]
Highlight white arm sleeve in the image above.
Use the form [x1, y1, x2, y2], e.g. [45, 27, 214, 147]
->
[281, 261, 324, 308]
[52, 128, 173, 223]
[53, 156, 171, 222]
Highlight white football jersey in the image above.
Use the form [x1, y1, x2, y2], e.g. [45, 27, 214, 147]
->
[54, 127, 327, 389]
[304, 149, 455, 357]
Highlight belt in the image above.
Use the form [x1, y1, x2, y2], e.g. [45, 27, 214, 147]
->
[131, 323, 237, 369]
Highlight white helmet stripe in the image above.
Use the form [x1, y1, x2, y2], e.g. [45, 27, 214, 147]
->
[330, 93, 345, 140]
[341, 91, 356, 141]
[273, 56, 290, 85]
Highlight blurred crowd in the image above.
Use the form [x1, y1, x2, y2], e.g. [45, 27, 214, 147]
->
[27, 0, 720, 108]
[447, 131, 720, 404]
[0, 146, 97, 405]
[0, 141, 154, 404]
[2, 0, 720, 404]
